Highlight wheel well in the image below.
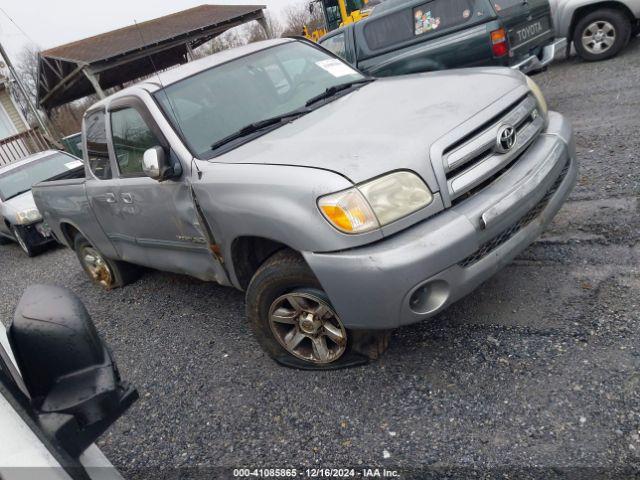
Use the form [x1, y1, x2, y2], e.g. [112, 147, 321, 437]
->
[231, 236, 289, 290]
[569, 2, 636, 42]
[59, 223, 80, 246]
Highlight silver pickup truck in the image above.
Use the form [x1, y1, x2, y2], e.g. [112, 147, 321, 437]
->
[33, 38, 577, 368]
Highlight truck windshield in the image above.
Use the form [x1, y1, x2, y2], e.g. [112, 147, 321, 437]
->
[0, 153, 81, 201]
[155, 42, 365, 158]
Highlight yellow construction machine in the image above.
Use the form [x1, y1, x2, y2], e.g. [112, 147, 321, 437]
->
[303, 0, 373, 42]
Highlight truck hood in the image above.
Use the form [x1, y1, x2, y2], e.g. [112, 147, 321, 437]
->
[1, 191, 37, 219]
[216, 67, 527, 187]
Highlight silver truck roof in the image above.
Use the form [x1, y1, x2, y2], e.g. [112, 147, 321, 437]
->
[89, 38, 294, 110]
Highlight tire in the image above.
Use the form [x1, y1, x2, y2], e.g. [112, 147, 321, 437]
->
[573, 9, 632, 61]
[246, 249, 390, 367]
[11, 226, 39, 257]
[73, 234, 140, 289]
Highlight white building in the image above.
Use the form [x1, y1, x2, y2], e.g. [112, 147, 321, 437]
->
[0, 75, 49, 165]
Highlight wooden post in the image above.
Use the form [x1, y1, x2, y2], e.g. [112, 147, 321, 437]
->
[186, 43, 195, 62]
[257, 16, 272, 39]
[83, 69, 106, 99]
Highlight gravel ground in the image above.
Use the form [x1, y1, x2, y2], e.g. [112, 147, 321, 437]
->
[1, 40, 639, 478]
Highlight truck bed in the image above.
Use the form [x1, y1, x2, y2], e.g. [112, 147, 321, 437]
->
[32, 172, 89, 249]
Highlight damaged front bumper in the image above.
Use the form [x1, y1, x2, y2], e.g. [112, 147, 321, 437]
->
[15, 221, 56, 247]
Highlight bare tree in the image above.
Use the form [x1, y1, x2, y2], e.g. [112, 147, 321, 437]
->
[12, 44, 91, 136]
[193, 28, 245, 58]
[9, 44, 40, 125]
[281, 1, 324, 37]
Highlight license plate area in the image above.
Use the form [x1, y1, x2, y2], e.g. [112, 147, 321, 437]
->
[35, 222, 52, 238]
[509, 16, 551, 48]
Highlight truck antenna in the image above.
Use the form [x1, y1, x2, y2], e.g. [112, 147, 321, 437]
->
[132, 20, 202, 178]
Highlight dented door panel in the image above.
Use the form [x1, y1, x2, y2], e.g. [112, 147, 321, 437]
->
[111, 174, 226, 283]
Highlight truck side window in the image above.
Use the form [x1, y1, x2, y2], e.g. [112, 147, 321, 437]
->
[493, 0, 522, 14]
[364, 0, 488, 50]
[110, 108, 161, 177]
[323, 0, 343, 31]
[85, 111, 111, 180]
[321, 33, 348, 61]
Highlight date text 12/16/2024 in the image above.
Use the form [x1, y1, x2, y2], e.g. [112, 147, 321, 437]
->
[233, 468, 400, 478]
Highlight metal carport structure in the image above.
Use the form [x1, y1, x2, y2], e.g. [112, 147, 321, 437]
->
[37, 4, 267, 111]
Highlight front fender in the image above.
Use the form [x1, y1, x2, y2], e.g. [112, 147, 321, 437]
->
[553, 0, 577, 38]
[191, 162, 385, 263]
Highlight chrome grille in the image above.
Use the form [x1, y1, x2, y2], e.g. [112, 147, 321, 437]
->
[444, 95, 544, 203]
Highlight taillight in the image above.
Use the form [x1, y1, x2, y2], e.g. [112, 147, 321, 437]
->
[491, 28, 509, 57]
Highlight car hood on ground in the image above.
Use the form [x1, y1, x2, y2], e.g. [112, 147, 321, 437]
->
[1, 191, 36, 219]
[215, 67, 526, 188]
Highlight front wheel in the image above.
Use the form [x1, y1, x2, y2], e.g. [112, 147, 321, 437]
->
[246, 249, 390, 368]
[573, 9, 631, 61]
[74, 234, 140, 289]
[11, 225, 38, 257]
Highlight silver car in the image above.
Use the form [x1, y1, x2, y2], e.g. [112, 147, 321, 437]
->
[0, 151, 83, 256]
[33, 39, 578, 368]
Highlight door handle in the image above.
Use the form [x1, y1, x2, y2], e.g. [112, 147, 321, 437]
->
[104, 193, 117, 204]
[120, 193, 133, 204]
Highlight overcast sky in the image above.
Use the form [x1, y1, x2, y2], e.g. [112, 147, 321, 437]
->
[0, 0, 294, 60]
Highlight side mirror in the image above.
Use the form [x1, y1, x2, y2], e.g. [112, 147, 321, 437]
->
[8, 285, 138, 457]
[142, 146, 175, 181]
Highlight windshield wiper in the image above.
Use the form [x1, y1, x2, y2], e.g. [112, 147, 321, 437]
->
[211, 108, 311, 151]
[305, 78, 375, 108]
[5, 189, 31, 200]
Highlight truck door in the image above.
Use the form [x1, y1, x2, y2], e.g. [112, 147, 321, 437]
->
[84, 109, 128, 258]
[105, 97, 224, 282]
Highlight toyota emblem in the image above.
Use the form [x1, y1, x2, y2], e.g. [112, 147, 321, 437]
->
[496, 124, 517, 154]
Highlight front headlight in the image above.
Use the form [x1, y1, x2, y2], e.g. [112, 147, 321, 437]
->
[526, 75, 548, 117]
[318, 171, 433, 234]
[15, 208, 42, 225]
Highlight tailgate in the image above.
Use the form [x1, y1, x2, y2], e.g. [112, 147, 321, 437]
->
[491, 0, 554, 55]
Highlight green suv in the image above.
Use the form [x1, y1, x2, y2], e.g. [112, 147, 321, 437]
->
[319, 0, 566, 76]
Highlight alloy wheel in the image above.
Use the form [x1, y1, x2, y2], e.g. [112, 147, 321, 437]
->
[582, 21, 616, 54]
[81, 246, 113, 288]
[268, 292, 347, 364]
